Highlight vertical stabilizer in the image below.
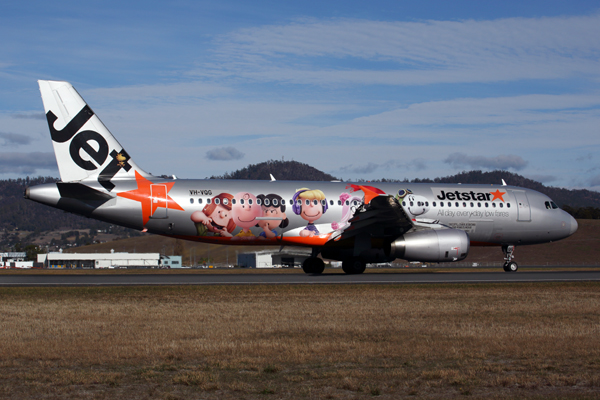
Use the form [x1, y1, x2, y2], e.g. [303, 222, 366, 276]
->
[38, 80, 148, 191]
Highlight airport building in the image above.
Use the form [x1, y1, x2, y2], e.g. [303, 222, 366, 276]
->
[1, 252, 33, 268]
[37, 251, 174, 269]
[237, 249, 311, 268]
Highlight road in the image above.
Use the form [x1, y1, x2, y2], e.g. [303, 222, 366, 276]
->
[1, 270, 599, 286]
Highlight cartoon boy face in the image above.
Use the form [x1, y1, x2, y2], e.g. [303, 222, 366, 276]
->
[232, 192, 263, 230]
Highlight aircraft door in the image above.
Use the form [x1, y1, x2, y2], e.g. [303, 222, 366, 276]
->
[150, 184, 168, 219]
[512, 190, 531, 222]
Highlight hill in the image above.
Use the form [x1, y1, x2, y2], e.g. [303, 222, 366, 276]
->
[211, 159, 338, 181]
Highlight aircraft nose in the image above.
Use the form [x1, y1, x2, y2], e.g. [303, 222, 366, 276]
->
[569, 215, 578, 236]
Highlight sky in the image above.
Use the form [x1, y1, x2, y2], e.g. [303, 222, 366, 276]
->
[1, 0, 600, 190]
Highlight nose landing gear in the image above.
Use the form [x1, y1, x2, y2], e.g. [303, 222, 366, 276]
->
[502, 245, 518, 272]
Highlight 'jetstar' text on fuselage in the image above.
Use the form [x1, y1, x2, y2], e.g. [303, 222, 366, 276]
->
[436, 190, 495, 201]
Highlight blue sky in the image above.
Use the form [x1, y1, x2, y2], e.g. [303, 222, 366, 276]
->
[1, 0, 600, 190]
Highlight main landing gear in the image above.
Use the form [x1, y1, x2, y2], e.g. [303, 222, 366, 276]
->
[302, 257, 325, 274]
[341, 257, 366, 275]
[301, 256, 367, 275]
[502, 245, 518, 272]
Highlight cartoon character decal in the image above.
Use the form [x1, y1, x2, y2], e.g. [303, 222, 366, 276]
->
[190, 193, 236, 237]
[231, 192, 263, 240]
[256, 194, 289, 239]
[331, 193, 362, 231]
[396, 189, 438, 223]
[292, 188, 328, 237]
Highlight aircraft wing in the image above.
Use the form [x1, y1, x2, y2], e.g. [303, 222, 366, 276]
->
[328, 195, 414, 242]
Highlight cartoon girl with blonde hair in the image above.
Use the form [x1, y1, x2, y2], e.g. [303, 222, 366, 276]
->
[190, 193, 236, 237]
[292, 188, 328, 237]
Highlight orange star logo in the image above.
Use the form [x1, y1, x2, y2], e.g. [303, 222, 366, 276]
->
[117, 171, 184, 225]
[490, 189, 506, 202]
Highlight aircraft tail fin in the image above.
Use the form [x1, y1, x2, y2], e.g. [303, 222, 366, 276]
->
[38, 80, 149, 191]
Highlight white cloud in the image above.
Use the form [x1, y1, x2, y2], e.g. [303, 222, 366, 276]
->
[0, 152, 57, 174]
[206, 146, 245, 161]
[444, 153, 529, 171]
[204, 15, 600, 85]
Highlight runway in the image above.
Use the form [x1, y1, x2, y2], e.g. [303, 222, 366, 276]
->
[1, 270, 600, 286]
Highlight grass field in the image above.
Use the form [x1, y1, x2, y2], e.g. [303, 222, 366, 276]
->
[2, 283, 600, 399]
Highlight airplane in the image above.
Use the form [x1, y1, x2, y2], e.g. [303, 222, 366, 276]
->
[25, 80, 578, 274]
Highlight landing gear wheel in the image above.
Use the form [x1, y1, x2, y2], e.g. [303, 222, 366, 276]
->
[342, 257, 366, 275]
[302, 257, 325, 274]
[501, 245, 518, 272]
[503, 261, 518, 272]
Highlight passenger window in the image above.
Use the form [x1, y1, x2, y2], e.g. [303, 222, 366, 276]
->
[499, 203, 504, 208]
[455, 202, 459, 207]
[190, 198, 194, 204]
[477, 202, 481, 207]
[215, 198, 221, 205]
[345, 200, 349, 206]
[463, 202, 466, 207]
[402, 201, 406, 206]
[410, 201, 414, 206]
[207, 198, 212, 204]
[232, 199, 236, 205]
[485, 203, 488, 208]
[440, 202, 444, 207]
[492, 203, 496, 208]
[330, 200, 334, 206]
[222, 198, 228, 205]
[433, 202, 436, 207]
[425, 201, 429, 207]
[507, 203, 510, 208]
[338, 200, 342, 206]
[198, 198, 203, 204]
[256, 198, 261, 205]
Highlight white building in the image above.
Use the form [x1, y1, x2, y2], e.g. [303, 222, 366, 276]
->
[37, 252, 161, 269]
[0, 252, 33, 268]
[237, 249, 311, 268]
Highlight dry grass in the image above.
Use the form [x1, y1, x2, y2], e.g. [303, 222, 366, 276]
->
[1, 283, 600, 399]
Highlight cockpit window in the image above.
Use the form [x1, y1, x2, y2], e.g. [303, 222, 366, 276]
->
[545, 201, 551, 209]
[551, 201, 558, 209]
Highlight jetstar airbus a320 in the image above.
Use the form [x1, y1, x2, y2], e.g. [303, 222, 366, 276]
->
[25, 81, 578, 274]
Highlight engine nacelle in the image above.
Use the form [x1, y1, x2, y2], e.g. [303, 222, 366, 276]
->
[389, 229, 469, 262]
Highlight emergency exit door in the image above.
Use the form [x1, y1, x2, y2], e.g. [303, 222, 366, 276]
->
[512, 190, 531, 222]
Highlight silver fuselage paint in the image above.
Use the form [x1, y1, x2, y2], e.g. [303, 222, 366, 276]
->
[26, 179, 578, 248]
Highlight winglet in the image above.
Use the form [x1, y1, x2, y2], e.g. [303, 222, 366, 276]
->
[501, 179, 507, 186]
[270, 174, 276, 182]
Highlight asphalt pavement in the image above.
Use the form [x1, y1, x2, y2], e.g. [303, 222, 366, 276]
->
[1, 270, 599, 286]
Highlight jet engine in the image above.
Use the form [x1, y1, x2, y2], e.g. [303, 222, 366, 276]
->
[389, 229, 469, 262]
